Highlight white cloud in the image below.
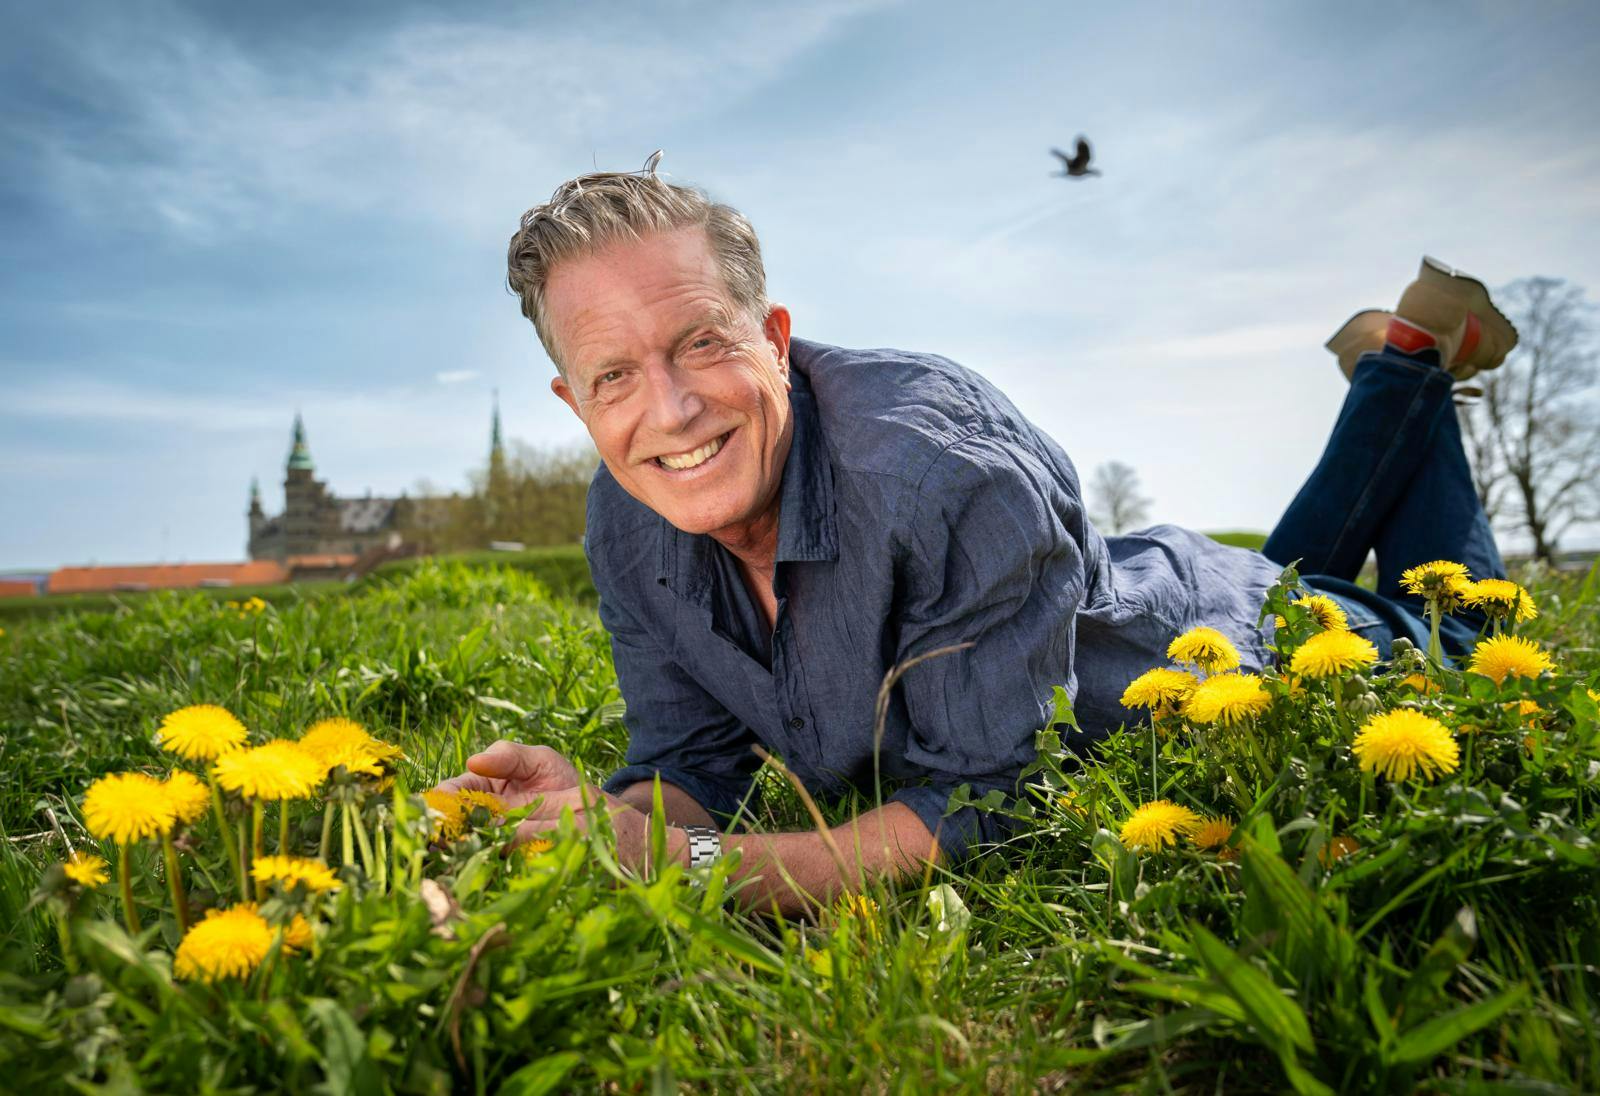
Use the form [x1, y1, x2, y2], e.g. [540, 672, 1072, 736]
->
[28, 1, 899, 240]
[435, 369, 480, 385]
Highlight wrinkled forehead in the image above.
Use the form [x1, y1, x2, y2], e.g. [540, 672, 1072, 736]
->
[547, 228, 751, 371]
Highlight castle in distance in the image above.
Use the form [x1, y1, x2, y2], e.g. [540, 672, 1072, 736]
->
[246, 414, 413, 561]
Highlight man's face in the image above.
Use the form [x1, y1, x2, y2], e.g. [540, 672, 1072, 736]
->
[547, 227, 793, 547]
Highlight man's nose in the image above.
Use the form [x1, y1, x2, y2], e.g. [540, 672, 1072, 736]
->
[639, 358, 703, 434]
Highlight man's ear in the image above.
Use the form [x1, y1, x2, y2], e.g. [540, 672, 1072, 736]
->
[551, 373, 582, 418]
[764, 304, 792, 379]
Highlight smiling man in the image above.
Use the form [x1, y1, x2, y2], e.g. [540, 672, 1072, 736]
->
[435, 161, 1516, 918]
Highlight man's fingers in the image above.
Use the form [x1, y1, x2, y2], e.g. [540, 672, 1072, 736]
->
[524, 784, 609, 820]
[465, 739, 540, 780]
[431, 772, 499, 796]
[465, 740, 578, 790]
[511, 818, 561, 845]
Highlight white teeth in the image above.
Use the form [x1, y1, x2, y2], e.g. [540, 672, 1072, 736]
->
[658, 434, 724, 470]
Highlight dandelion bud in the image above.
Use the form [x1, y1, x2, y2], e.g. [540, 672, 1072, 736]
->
[1347, 691, 1382, 721]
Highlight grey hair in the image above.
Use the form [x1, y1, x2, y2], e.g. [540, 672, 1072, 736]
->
[506, 152, 769, 373]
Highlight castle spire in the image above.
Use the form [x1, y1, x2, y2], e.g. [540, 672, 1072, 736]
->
[249, 476, 262, 509]
[287, 412, 314, 471]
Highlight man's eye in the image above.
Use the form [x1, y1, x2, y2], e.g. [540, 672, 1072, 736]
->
[595, 369, 624, 388]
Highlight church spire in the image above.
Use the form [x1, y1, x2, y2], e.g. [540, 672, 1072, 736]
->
[490, 390, 504, 461]
[249, 476, 262, 511]
[287, 413, 314, 471]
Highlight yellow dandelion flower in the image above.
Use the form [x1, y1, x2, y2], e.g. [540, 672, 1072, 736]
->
[1503, 699, 1545, 728]
[423, 789, 468, 842]
[279, 913, 314, 952]
[162, 769, 213, 826]
[1120, 667, 1200, 711]
[63, 850, 110, 888]
[240, 596, 268, 615]
[1167, 627, 1241, 673]
[1289, 630, 1378, 679]
[836, 892, 882, 940]
[1461, 579, 1537, 623]
[1399, 560, 1472, 611]
[1183, 673, 1272, 727]
[456, 789, 509, 818]
[297, 718, 402, 779]
[1057, 791, 1088, 818]
[173, 905, 276, 982]
[1319, 836, 1360, 866]
[1468, 634, 1554, 686]
[1189, 816, 1235, 851]
[1121, 800, 1203, 851]
[1274, 594, 1350, 633]
[155, 705, 248, 762]
[1400, 673, 1438, 694]
[1352, 710, 1460, 782]
[83, 772, 178, 844]
[214, 740, 323, 801]
[251, 855, 341, 894]
[518, 837, 555, 861]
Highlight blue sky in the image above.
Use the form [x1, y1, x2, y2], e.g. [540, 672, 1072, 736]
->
[3, 0, 1598, 569]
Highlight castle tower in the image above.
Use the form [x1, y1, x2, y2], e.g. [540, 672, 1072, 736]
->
[282, 413, 324, 555]
[247, 476, 266, 554]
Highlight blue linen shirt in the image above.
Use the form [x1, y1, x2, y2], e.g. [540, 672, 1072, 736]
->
[593, 338, 1283, 863]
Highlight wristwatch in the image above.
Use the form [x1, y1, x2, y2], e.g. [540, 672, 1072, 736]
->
[682, 825, 723, 869]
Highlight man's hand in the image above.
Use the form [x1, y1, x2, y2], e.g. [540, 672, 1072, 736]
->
[432, 740, 581, 808]
[513, 783, 653, 869]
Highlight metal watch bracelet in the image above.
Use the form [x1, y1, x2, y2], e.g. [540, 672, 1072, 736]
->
[681, 824, 722, 869]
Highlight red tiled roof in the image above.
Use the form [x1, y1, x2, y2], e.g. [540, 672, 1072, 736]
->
[47, 561, 289, 595]
[0, 580, 39, 598]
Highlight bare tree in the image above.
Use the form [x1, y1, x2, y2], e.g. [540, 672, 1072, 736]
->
[1461, 277, 1600, 561]
[1089, 460, 1153, 535]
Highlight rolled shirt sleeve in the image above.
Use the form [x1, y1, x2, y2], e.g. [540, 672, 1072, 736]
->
[886, 430, 1090, 863]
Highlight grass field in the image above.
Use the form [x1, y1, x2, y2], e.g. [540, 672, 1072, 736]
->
[1, 556, 1597, 1092]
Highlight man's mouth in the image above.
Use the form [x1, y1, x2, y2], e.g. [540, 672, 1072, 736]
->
[653, 430, 732, 472]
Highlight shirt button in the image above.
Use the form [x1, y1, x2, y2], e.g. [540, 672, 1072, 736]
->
[789, 716, 806, 731]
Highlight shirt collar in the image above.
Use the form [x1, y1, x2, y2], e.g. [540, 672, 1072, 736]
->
[656, 365, 838, 601]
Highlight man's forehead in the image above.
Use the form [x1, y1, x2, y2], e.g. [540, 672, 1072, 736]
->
[550, 235, 742, 371]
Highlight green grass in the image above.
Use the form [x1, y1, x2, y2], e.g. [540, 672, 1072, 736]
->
[0, 557, 1596, 1092]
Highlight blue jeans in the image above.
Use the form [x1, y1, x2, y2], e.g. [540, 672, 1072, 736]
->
[1262, 348, 1505, 659]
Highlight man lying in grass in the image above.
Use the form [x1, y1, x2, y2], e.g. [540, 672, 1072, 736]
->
[436, 157, 1518, 917]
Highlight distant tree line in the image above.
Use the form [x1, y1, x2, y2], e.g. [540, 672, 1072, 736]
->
[399, 441, 596, 553]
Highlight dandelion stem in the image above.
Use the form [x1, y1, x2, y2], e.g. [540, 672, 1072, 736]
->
[341, 800, 355, 868]
[208, 772, 243, 898]
[1426, 602, 1444, 667]
[279, 802, 290, 854]
[373, 810, 388, 892]
[320, 800, 336, 862]
[251, 801, 267, 900]
[237, 817, 252, 902]
[161, 832, 190, 933]
[350, 801, 377, 878]
[56, 913, 77, 974]
[117, 844, 141, 936]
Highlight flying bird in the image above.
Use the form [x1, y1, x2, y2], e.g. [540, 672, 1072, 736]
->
[1051, 137, 1100, 178]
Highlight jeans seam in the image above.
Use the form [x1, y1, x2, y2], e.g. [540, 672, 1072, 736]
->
[1324, 368, 1441, 568]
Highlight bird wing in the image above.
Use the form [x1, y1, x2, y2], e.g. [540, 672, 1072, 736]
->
[1050, 147, 1074, 167]
[1072, 136, 1092, 170]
